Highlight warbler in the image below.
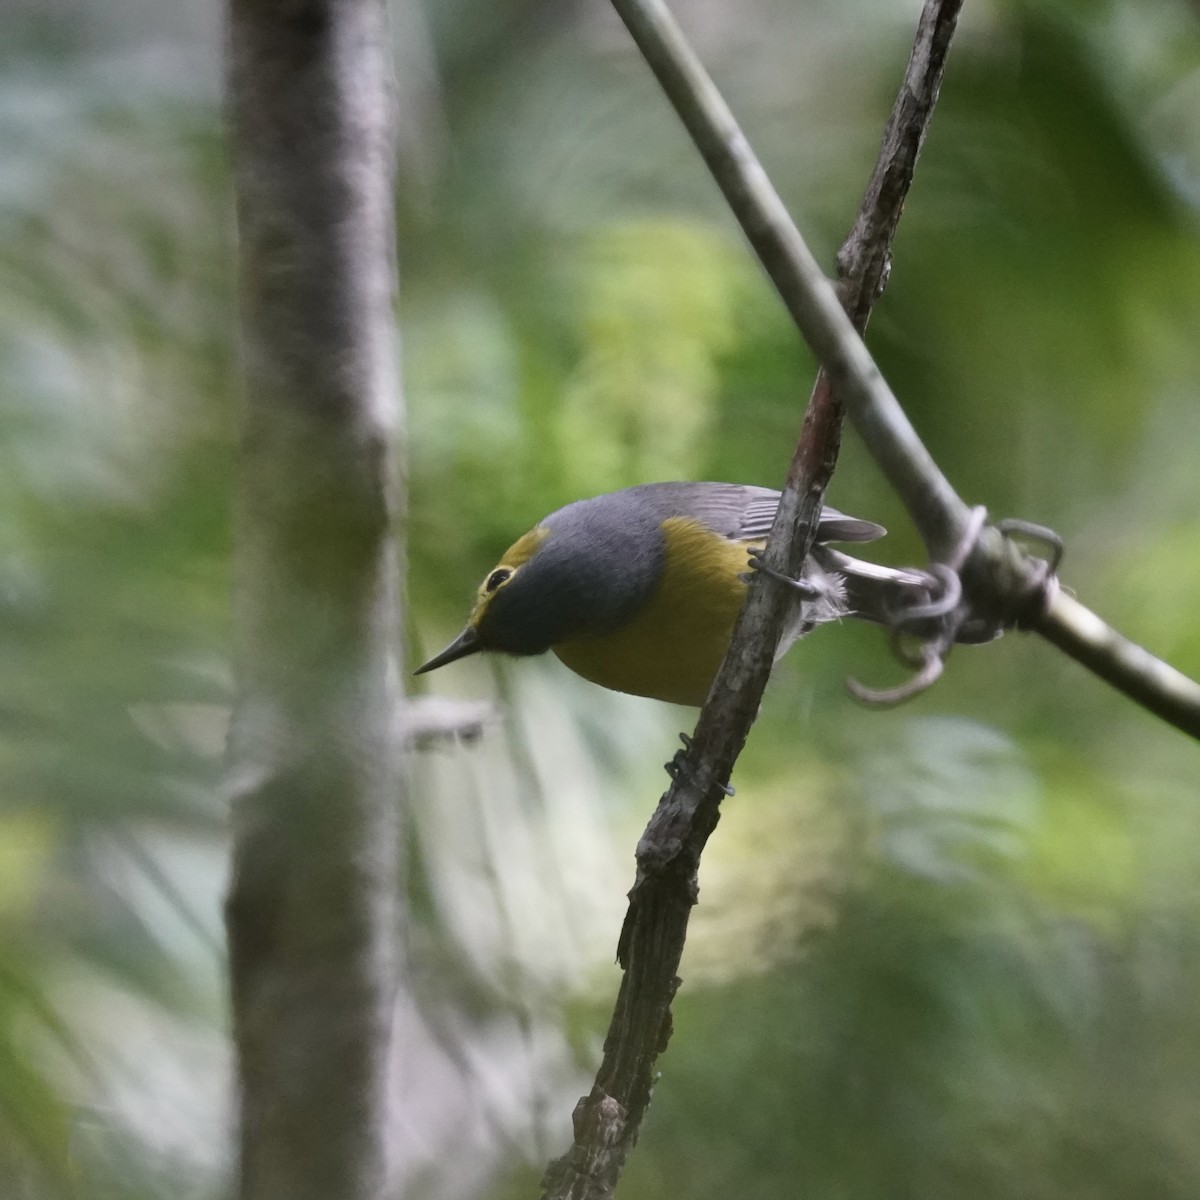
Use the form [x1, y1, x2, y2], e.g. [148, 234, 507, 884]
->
[414, 482, 950, 706]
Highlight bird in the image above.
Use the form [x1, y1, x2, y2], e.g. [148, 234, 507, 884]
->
[414, 481, 942, 706]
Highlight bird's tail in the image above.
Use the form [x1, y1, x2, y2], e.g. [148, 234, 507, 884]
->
[815, 547, 997, 644]
[817, 547, 928, 625]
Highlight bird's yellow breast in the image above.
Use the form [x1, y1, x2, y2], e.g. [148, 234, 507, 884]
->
[552, 517, 760, 706]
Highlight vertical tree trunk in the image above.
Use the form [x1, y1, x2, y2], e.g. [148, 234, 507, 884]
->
[224, 1, 401, 1198]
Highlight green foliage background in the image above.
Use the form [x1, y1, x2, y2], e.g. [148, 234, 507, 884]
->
[1, 0, 1199, 1196]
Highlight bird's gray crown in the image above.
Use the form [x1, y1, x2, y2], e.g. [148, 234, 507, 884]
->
[476, 494, 667, 655]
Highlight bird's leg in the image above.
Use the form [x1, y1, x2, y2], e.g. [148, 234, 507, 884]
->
[741, 551, 828, 600]
[665, 733, 735, 797]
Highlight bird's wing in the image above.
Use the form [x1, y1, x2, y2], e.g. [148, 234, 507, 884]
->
[663, 483, 885, 544]
[812, 506, 887, 544]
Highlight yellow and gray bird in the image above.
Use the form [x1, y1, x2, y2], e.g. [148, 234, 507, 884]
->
[414, 482, 938, 706]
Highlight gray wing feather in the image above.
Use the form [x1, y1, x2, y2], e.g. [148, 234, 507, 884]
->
[554, 482, 887, 544]
[641, 482, 885, 544]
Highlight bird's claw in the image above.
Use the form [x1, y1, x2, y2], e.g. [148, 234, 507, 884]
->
[743, 552, 826, 600]
[665, 733, 735, 797]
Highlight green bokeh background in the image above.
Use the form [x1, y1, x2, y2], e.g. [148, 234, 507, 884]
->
[1, 0, 1199, 1196]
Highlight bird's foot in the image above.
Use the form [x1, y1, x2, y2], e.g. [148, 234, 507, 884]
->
[664, 733, 735, 797]
[741, 552, 828, 600]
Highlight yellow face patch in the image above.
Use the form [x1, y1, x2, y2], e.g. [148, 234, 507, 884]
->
[466, 525, 550, 627]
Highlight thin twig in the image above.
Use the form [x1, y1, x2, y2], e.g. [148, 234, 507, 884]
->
[601, 0, 969, 560]
[539, 4, 964, 1196]
[1033, 588, 1200, 738]
[399, 696, 496, 748]
[596, 0, 1200, 741]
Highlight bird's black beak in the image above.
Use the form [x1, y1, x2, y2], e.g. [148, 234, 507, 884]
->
[413, 626, 482, 675]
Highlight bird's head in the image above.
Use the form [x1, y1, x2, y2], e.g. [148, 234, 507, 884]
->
[414, 500, 664, 677]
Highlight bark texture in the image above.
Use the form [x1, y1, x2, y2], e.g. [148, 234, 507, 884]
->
[224, 1, 402, 1197]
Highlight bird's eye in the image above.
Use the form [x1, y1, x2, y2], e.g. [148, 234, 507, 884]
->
[485, 568, 512, 592]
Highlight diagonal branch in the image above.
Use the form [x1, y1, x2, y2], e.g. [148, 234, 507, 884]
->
[592, 0, 1200, 742]
[604, 0, 969, 560]
[540, 4, 965, 1197]
[1037, 587, 1200, 736]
